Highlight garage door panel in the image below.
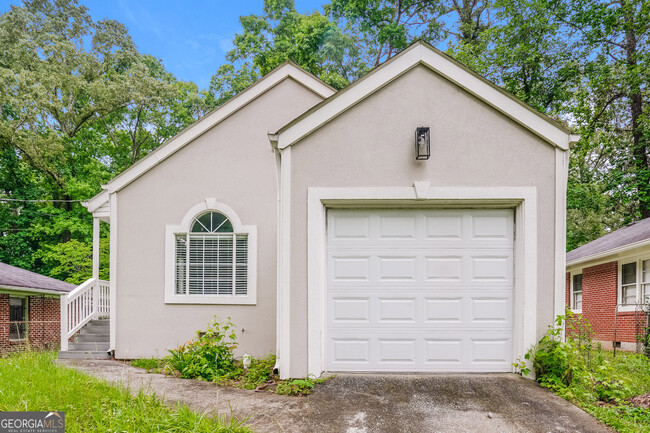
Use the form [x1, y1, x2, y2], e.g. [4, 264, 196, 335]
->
[328, 334, 513, 372]
[330, 251, 513, 287]
[327, 209, 514, 373]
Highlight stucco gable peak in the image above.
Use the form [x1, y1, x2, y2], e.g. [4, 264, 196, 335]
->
[273, 40, 576, 151]
[100, 62, 334, 195]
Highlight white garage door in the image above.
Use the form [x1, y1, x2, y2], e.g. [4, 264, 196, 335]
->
[327, 209, 514, 372]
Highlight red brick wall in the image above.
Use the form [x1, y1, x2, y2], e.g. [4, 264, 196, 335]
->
[566, 261, 642, 346]
[0, 293, 61, 353]
[0, 294, 9, 353]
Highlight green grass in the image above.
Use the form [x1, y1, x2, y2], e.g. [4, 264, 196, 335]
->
[547, 349, 650, 433]
[0, 350, 251, 433]
[130, 357, 166, 373]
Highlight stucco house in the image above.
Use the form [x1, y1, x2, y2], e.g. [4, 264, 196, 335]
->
[63, 41, 577, 378]
[566, 217, 650, 351]
[0, 261, 75, 352]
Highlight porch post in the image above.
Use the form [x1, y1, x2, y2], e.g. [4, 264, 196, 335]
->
[60, 295, 68, 351]
[92, 216, 100, 279]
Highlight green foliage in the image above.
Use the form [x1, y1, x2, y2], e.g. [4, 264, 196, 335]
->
[276, 377, 324, 396]
[238, 355, 276, 390]
[529, 312, 650, 432]
[166, 317, 239, 381]
[0, 350, 250, 432]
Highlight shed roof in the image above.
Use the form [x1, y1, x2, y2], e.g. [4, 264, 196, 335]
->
[0, 262, 76, 294]
[567, 217, 650, 264]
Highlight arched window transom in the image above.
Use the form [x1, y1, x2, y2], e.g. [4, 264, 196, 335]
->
[191, 212, 234, 233]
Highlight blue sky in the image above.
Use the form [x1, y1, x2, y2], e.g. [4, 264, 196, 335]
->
[0, 0, 326, 89]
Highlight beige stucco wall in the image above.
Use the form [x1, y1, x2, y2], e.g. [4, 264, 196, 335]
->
[288, 65, 560, 376]
[113, 77, 324, 359]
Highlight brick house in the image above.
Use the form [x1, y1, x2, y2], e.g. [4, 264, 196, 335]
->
[0, 262, 75, 353]
[566, 218, 650, 351]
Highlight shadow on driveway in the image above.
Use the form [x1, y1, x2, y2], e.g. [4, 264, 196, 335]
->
[57, 360, 613, 433]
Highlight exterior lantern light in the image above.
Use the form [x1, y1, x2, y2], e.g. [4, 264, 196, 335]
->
[415, 127, 430, 160]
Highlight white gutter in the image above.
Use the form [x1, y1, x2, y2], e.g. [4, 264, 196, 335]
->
[567, 238, 650, 267]
[0, 284, 67, 296]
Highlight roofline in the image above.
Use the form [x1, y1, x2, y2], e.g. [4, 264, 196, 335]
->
[566, 237, 650, 267]
[102, 62, 335, 194]
[84, 189, 109, 213]
[0, 284, 67, 296]
[274, 41, 578, 150]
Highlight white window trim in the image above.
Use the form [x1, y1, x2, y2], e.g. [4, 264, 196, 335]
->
[9, 295, 28, 341]
[570, 271, 582, 313]
[165, 198, 257, 304]
[618, 257, 650, 312]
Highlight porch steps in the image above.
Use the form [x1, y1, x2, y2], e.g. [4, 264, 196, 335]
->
[58, 319, 111, 360]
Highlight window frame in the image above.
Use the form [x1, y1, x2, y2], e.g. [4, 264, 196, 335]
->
[618, 257, 650, 311]
[570, 271, 582, 313]
[9, 296, 28, 341]
[165, 199, 257, 304]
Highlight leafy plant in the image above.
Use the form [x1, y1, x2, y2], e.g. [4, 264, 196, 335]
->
[276, 378, 323, 396]
[166, 317, 239, 381]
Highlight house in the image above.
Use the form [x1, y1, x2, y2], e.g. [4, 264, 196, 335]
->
[0, 261, 75, 352]
[71, 41, 577, 378]
[566, 217, 650, 351]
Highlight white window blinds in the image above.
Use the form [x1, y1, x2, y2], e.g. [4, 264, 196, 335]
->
[175, 211, 248, 296]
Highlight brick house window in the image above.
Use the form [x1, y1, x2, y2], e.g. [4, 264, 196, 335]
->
[620, 259, 650, 305]
[9, 297, 27, 340]
[572, 273, 582, 311]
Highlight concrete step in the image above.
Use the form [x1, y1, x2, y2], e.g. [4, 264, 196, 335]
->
[58, 350, 111, 360]
[85, 319, 110, 328]
[76, 333, 110, 343]
[69, 342, 110, 351]
[78, 326, 110, 335]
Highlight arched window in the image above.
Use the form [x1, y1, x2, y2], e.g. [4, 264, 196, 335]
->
[175, 211, 248, 296]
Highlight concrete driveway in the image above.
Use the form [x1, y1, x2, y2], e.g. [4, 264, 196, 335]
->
[57, 360, 613, 433]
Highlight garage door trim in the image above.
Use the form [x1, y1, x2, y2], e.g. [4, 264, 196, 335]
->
[306, 186, 538, 378]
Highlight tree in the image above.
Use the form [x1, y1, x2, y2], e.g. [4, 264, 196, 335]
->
[327, 0, 492, 66]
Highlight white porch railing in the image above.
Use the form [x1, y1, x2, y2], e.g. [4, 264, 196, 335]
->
[60, 278, 110, 351]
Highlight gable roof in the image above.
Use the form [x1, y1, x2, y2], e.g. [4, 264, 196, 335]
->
[269, 41, 579, 150]
[567, 217, 650, 265]
[0, 262, 76, 294]
[88, 62, 335, 205]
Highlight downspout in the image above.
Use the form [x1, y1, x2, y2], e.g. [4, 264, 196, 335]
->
[270, 133, 282, 375]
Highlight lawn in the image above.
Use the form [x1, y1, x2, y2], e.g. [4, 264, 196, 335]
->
[0, 350, 251, 433]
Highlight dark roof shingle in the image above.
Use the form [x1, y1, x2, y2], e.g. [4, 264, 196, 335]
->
[0, 262, 76, 293]
[567, 217, 650, 263]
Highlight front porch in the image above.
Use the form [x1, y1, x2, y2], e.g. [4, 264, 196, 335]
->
[59, 196, 112, 359]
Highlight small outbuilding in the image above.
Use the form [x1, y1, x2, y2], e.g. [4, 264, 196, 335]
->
[566, 217, 650, 350]
[0, 262, 75, 352]
[80, 41, 577, 378]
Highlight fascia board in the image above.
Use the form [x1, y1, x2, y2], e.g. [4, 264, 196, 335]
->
[105, 63, 334, 194]
[0, 284, 65, 296]
[277, 46, 422, 149]
[277, 43, 573, 150]
[566, 238, 650, 267]
[84, 190, 109, 213]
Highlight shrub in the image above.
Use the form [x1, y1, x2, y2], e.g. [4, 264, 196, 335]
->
[166, 317, 238, 381]
[530, 313, 579, 388]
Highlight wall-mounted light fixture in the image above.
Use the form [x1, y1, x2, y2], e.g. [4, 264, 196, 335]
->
[415, 127, 430, 160]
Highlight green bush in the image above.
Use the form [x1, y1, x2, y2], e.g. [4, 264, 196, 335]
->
[530, 313, 578, 388]
[166, 317, 238, 381]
